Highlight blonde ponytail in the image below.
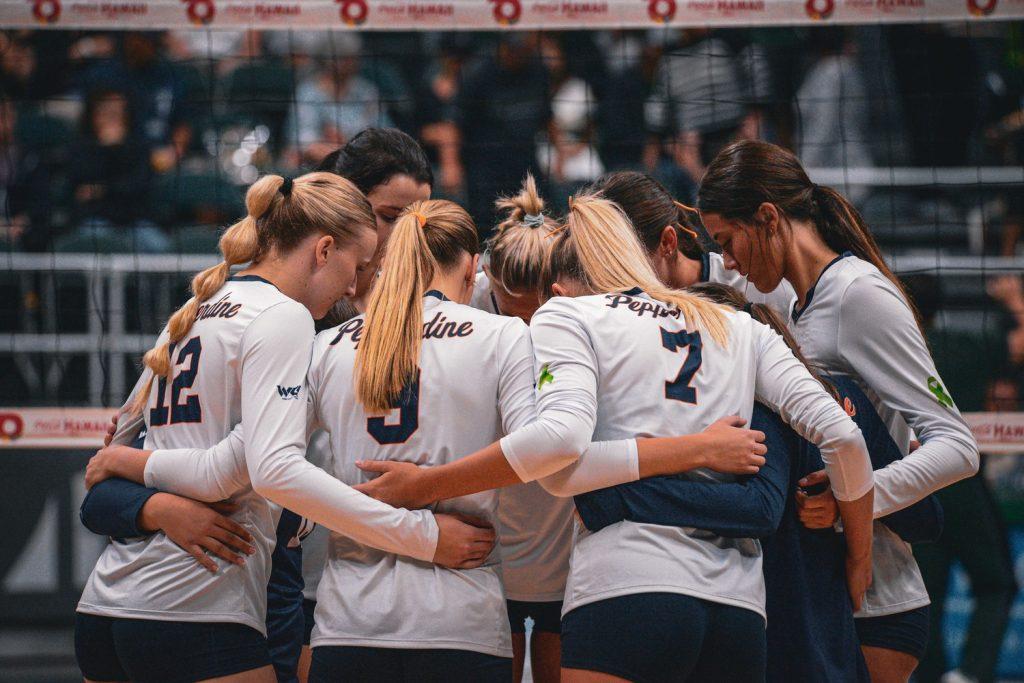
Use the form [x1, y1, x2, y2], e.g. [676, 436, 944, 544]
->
[356, 200, 478, 413]
[487, 173, 558, 296]
[559, 194, 729, 347]
[131, 172, 374, 416]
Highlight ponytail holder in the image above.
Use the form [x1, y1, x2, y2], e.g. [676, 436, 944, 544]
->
[673, 200, 698, 215]
[412, 211, 428, 228]
[678, 224, 700, 241]
[522, 213, 545, 228]
[280, 178, 294, 197]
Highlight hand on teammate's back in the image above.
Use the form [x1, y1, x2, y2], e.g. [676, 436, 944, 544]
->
[701, 416, 768, 475]
[104, 412, 118, 447]
[354, 460, 433, 510]
[138, 494, 255, 574]
[432, 513, 497, 570]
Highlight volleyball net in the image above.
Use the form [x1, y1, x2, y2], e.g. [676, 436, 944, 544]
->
[1, 4, 1024, 678]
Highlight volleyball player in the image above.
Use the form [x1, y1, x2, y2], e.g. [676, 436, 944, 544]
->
[573, 282, 944, 682]
[586, 170, 795, 317]
[75, 173, 489, 683]
[696, 139, 979, 683]
[473, 174, 567, 683]
[354, 193, 876, 682]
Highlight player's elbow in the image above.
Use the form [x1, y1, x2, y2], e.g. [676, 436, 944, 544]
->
[535, 474, 575, 498]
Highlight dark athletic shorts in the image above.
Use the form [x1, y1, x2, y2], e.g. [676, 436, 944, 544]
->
[855, 605, 930, 660]
[75, 612, 270, 682]
[561, 592, 766, 683]
[302, 597, 317, 646]
[506, 599, 563, 634]
[309, 645, 512, 683]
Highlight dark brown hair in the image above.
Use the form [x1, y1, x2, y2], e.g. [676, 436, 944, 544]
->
[697, 140, 919, 329]
[587, 171, 704, 260]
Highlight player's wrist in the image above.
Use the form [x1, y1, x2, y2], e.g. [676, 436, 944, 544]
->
[137, 492, 173, 533]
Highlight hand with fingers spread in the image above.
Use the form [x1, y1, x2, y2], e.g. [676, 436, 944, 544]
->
[138, 494, 255, 574]
[702, 416, 768, 475]
[795, 470, 839, 529]
[432, 513, 497, 569]
[354, 460, 435, 510]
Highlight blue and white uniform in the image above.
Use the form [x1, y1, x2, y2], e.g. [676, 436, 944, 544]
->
[701, 252, 797, 318]
[788, 254, 978, 621]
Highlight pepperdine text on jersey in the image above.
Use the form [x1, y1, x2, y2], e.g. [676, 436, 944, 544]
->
[330, 312, 475, 347]
[604, 293, 681, 320]
[195, 293, 242, 322]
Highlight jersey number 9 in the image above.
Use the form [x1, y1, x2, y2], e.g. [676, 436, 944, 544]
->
[367, 371, 420, 445]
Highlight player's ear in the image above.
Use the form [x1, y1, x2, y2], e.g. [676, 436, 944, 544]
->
[551, 282, 569, 297]
[756, 202, 780, 235]
[314, 234, 335, 267]
[467, 253, 480, 285]
[659, 225, 678, 258]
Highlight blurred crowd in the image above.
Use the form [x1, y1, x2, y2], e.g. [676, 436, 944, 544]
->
[0, 25, 1021, 254]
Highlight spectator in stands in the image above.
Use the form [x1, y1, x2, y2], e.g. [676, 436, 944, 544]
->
[60, 88, 168, 253]
[593, 30, 653, 171]
[794, 29, 873, 202]
[444, 32, 552, 234]
[77, 32, 193, 174]
[283, 33, 392, 167]
[0, 98, 53, 251]
[417, 33, 473, 199]
[644, 30, 748, 171]
[536, 34, 603, 208]
[906, 274, 1018, 683]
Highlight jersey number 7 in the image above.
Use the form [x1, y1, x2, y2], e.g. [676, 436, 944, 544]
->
[150, 336, 203, 426]
[660, 328, 702, 404]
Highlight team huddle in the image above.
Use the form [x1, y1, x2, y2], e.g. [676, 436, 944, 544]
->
[74, 129, 979, 683]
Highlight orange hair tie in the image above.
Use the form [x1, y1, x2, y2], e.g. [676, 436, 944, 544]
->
[673, 200, 698, 215]
[412, 212, 427, 228]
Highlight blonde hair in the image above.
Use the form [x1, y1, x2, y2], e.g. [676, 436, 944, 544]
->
[487, 173, 558, 296]
[131, 172, 375, 415]
[356, 199, 478, 413]
[545, 193, 729, 346]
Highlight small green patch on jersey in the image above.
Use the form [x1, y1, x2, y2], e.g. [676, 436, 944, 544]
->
[537, 364, 554, 391]
[927, 376, 955, 409]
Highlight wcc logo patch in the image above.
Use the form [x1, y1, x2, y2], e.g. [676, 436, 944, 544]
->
[276, 385, 302, 400]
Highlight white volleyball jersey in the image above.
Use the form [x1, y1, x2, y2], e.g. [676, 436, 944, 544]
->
[78, 275, 315, 634]
[789, 254, 978, 617]
[308, 292, 539, 657]
[702, 252, 797, 318]
[470, 271, 575, 603]
[503, 291, 871, 621]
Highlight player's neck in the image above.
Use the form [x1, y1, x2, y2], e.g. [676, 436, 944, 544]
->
[669, 255, 704, 289]
[786, 227, 840, 307]
[239, 258, 312, 310]
[427, 270, 470, 305]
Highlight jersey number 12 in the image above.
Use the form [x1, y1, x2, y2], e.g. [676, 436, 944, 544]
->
[660, 328, 702, 404]
[150, 336, 203, 426]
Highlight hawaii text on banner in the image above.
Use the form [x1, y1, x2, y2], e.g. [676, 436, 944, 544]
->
[0, 407, 117, 449]
[0, 0, 1022, 31]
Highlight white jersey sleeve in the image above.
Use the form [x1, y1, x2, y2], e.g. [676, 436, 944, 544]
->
[145, 424, 249, 502]
[145, 301, 440, 562]
[752, 320, 873, 501]
[837, 276, 979, 516]
[499, 299, 598, 482]
[109, 366, 156, 446]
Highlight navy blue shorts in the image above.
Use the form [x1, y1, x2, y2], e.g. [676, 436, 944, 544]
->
[75, 612, 270, 682]
[302, 598, 317, 646]
[855, 605, 930, 660]
[309, 645, 512, 682]
[562, 592, 766, 683]
[507, 599, 563, 634]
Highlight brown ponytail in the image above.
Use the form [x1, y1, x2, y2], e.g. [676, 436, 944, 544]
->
[356, 200, 478, 413]
[131, 172, 374, 415]
[698, 140, 922, 332]
[486, 173, 558, 295]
